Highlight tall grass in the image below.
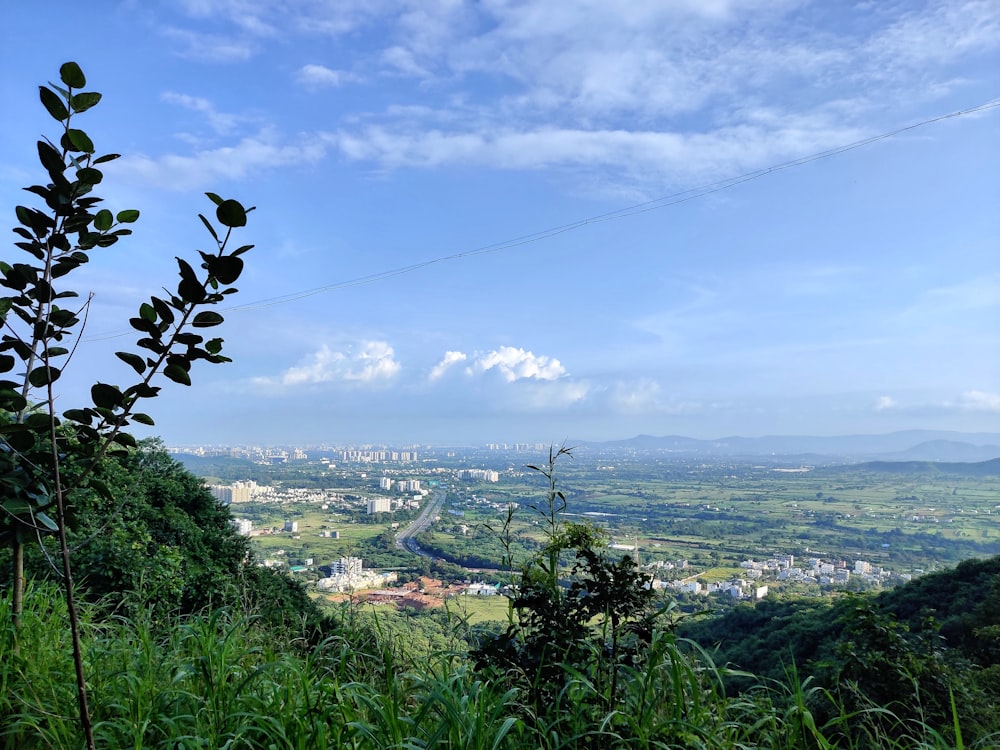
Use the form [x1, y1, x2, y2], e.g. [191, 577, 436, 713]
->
[1, 584, 991, 749]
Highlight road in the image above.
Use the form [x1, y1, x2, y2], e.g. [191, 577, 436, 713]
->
[395, 488, 448, 559]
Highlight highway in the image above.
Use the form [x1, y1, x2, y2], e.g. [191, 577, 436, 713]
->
[395, 488, 448, 559]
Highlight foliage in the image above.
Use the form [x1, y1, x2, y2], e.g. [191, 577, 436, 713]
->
[678, 555, 1000, 743]
[1, 61, 253, 748]
[6, 580, 996, 749]
[472, 446, 668, 739]
[0, 62, 252, 574]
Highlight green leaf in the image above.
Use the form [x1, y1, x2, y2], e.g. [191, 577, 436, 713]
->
[70, 91, 102, 113]
[205, 192, 223, 206]
[93, 153, 120, 165]
[205, 338, 224, 355]
[66, 128, 95, 153]
[130, 317, 160, 336]
[25, 412, 53, 430]
[112, 432, 137, 448]
[216, 199, 247, 228]
[63, 408, 94, 425]
[176, 258, 205, 303]
[136, 337, 166, 354]
[4, 429, 35, 452]
[211, 255, 244, 285]
[124, 383, 160, 399]
[164, 364, 192, 386]
[139, 302, 156, 322]
[28, 365, 60, 387]
[132, 413, 155, 426]
[232, 244, 254, 257]
[116, 351, 147, 375]
[35, 512, 60, 532]
[0, 355, 14, 373]
[37, 140, 66, 179]
[198, 214, 220, 242]
[39, 86, 69, 121]
[88, 478, 113, 501]
[116, 209, 140, 223]
[94, 209, 113, 231]
[0, 389, 27, 412]
[91, 382, 125, 409]
[0, 498, 34, 516]
[192, 311, 224, 328]
[76, 166, 103, 184]
[151, 296, 175, 325]
[60, 62, 86, 88]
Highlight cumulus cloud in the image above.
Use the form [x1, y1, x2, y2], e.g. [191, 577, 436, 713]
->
[429, 351, 467, 381]
[255, 341, 400, 388]
[468, 346, 566, 382]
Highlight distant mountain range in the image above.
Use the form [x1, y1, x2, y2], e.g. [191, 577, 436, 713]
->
[575, 430, 1000, 463]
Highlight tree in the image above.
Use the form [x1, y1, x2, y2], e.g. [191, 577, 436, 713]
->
[0, 62, 252, 750]
[473, 447, 660, 725]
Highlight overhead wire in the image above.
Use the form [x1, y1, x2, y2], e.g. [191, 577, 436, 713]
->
[85, 97, 1000, 341]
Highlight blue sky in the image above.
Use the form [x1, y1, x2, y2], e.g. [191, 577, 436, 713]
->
[1, 1, 998, 446]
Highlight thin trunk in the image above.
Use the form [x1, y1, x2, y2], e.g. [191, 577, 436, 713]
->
[54, 487, 95, 750]
[12, 538, 24, 630]
[47, 394, 95, 750]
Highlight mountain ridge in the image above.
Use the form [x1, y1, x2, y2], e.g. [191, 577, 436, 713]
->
[572, 429, 1000, 462]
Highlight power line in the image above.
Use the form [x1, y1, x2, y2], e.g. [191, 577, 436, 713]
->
[86, 97, 1000, 341]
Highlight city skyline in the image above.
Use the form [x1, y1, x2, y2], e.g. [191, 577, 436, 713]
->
[1, 2, 998, 446]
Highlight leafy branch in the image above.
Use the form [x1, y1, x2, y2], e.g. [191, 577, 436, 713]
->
[1, 62, 253, 750]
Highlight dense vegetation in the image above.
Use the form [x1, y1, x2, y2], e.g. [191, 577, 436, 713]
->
[7, 445, 1000, 748]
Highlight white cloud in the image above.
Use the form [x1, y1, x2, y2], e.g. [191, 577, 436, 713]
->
[114, 130, 327, 190]
[874, 395, 898, 411]
[161, 92, 243, 134]
[468, 346, 566, 382]
[255, 341, 400, 388]
[429, 350, 467, 381]
[517, 379, 591, 409]
[296, 64, 360, 88]
[326, 120, 864, 183]
[156, 1, 999, 187]
[161, 26, 256, 62]
[346, 341, 402, 382]
[957, 390, 1000, 412]
[611, 379, 704, 415]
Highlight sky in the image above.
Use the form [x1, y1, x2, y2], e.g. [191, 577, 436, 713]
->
[1, 0, 998, 447]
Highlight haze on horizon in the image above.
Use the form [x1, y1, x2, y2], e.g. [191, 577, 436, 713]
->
[1, 1, 997, 447]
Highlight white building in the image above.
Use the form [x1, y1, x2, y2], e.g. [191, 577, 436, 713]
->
[330, 557, 363, 576]
[367, 497, 392, 514]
